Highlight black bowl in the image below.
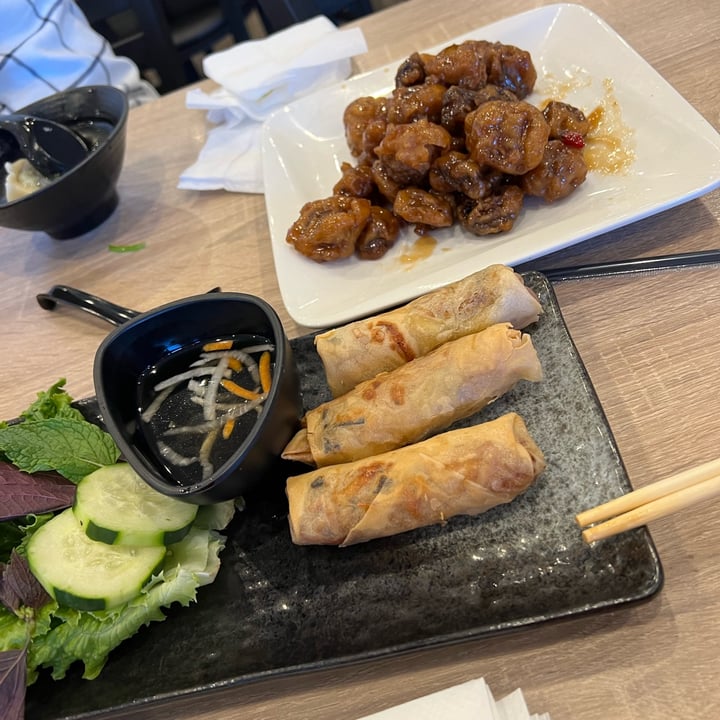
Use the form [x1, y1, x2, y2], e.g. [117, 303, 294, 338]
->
[0, 85, 128, 239]
[93, 293, 302, 504]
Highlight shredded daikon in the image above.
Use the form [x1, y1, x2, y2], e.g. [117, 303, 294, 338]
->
[141, 337, 275, 483]
[157, 441, 198, 467]
[162, 421, 221, 435]
[154, 366, 228, 392]
[203, 356, 230, 421]
[140, 384, 175, 423]
[199, 427, 219, 480]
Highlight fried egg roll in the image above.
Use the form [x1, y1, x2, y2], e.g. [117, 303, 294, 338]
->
[315, 264, 542, 397]
[286, 412, 545, 546]
[283, 323, 542, 467]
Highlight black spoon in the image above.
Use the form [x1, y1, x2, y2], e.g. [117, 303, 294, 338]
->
[0, 114, 89, 176]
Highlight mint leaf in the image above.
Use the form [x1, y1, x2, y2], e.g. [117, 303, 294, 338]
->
[0, 648, 25, 720]
[0, 419, 119, 483]
[0, 463, 75, 521]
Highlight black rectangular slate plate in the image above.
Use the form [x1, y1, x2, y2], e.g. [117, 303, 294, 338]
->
[25, 272, 662, 719]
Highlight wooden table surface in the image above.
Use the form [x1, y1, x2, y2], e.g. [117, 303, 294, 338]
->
[2, 0, 719, 718]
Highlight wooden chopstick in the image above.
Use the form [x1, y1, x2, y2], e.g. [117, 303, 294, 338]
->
[576, 457, 720, 543]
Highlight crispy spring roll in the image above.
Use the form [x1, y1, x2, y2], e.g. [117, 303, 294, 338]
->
[283, 323, 542, 467]
[315, 264, 542, 397]
[286, 412, 545, 546]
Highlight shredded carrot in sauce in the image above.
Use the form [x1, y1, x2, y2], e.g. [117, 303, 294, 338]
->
[220, 378, 261, 401]
[227, 356, 243, 372]
[203, 340, 233, 352]
[259, 351, 272, 394]
[222, 417, 236, 439]
[142, 337, 275, 484]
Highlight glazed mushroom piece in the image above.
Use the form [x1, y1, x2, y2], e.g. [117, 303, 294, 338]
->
[286, 39, 590, 263]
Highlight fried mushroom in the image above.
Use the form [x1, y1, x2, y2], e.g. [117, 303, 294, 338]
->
[333, 162, 376, 198]
[344, 96, 388, 162]
[440, 84, 519, 137]
[386, 83, 447, 125]
[375, 119, 452, 185]
[465, 100, 550, 175]
[542, 101, 590, 139]
[422, 40, 490, 90]
[485, 42, 537, 99]
[286, 196, 372, 263]
[393, 187, 454, 231]
[429, 151, 490, 200]
[395, 51, 427, 87]
[287, 39, 588, 263]
[370, 160, 402, 203]
[440, 85, 482, 137]
[519, 140, 588, 202]
[355, 206, 401, 260]
[457, 184, 525, 235]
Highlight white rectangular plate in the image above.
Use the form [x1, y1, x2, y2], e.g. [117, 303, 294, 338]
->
[262, 3, 720, 328]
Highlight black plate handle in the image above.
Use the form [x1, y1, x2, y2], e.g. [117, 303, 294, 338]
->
[36, 285, 140, 326]
[36, 285, 223, 327]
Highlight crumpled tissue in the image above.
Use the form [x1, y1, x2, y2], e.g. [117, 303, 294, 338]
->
[178, 15, 368, 194]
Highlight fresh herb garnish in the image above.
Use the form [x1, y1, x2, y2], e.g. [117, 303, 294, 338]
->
[0, 551, 52, 720]
[0, 379, 119, 483]
[0, 379, 234, 715]
[0, 379, 119, 710]
[0, 648, 26, 720]
[0, 551, 51, 617]
[108, 242, 146, 253]
[0, 465, 77, 522]
[0, 420, 119, 483]
[15, 378, 81, 423]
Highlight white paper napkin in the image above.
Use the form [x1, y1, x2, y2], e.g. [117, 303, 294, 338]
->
[355, 678, 551, 720]
[178, 16, 368, 194]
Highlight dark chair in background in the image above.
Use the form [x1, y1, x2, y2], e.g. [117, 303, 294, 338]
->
[77, 0, 252, 93]
[161, 0, 252, 65]
[77, 0, 375, 94]
[258, 0, 373, 29]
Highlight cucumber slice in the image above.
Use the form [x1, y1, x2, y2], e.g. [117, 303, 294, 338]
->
[73, 464, 198, 547]
[26, 508, 165, 611]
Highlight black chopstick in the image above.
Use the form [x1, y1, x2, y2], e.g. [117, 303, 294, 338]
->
[538, 249, 720, 281]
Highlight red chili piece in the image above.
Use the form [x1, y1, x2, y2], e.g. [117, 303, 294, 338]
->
[560, 131, 586, 148]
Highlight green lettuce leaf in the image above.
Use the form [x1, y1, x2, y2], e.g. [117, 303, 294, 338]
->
[0, 609, 29, 652]
[18, 379, 83, 424]
[23, 525, 226, 682]
[193, 499, 238, 531]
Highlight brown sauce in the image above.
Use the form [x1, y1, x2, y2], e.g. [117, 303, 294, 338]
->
[539, 70, 593, 102]
[583, 78, 636, 174]
[540, 74, 636, 175]
[398, 234, 437, 266]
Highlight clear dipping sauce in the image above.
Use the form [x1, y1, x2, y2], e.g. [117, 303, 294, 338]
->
[137, 334, 275, 486]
